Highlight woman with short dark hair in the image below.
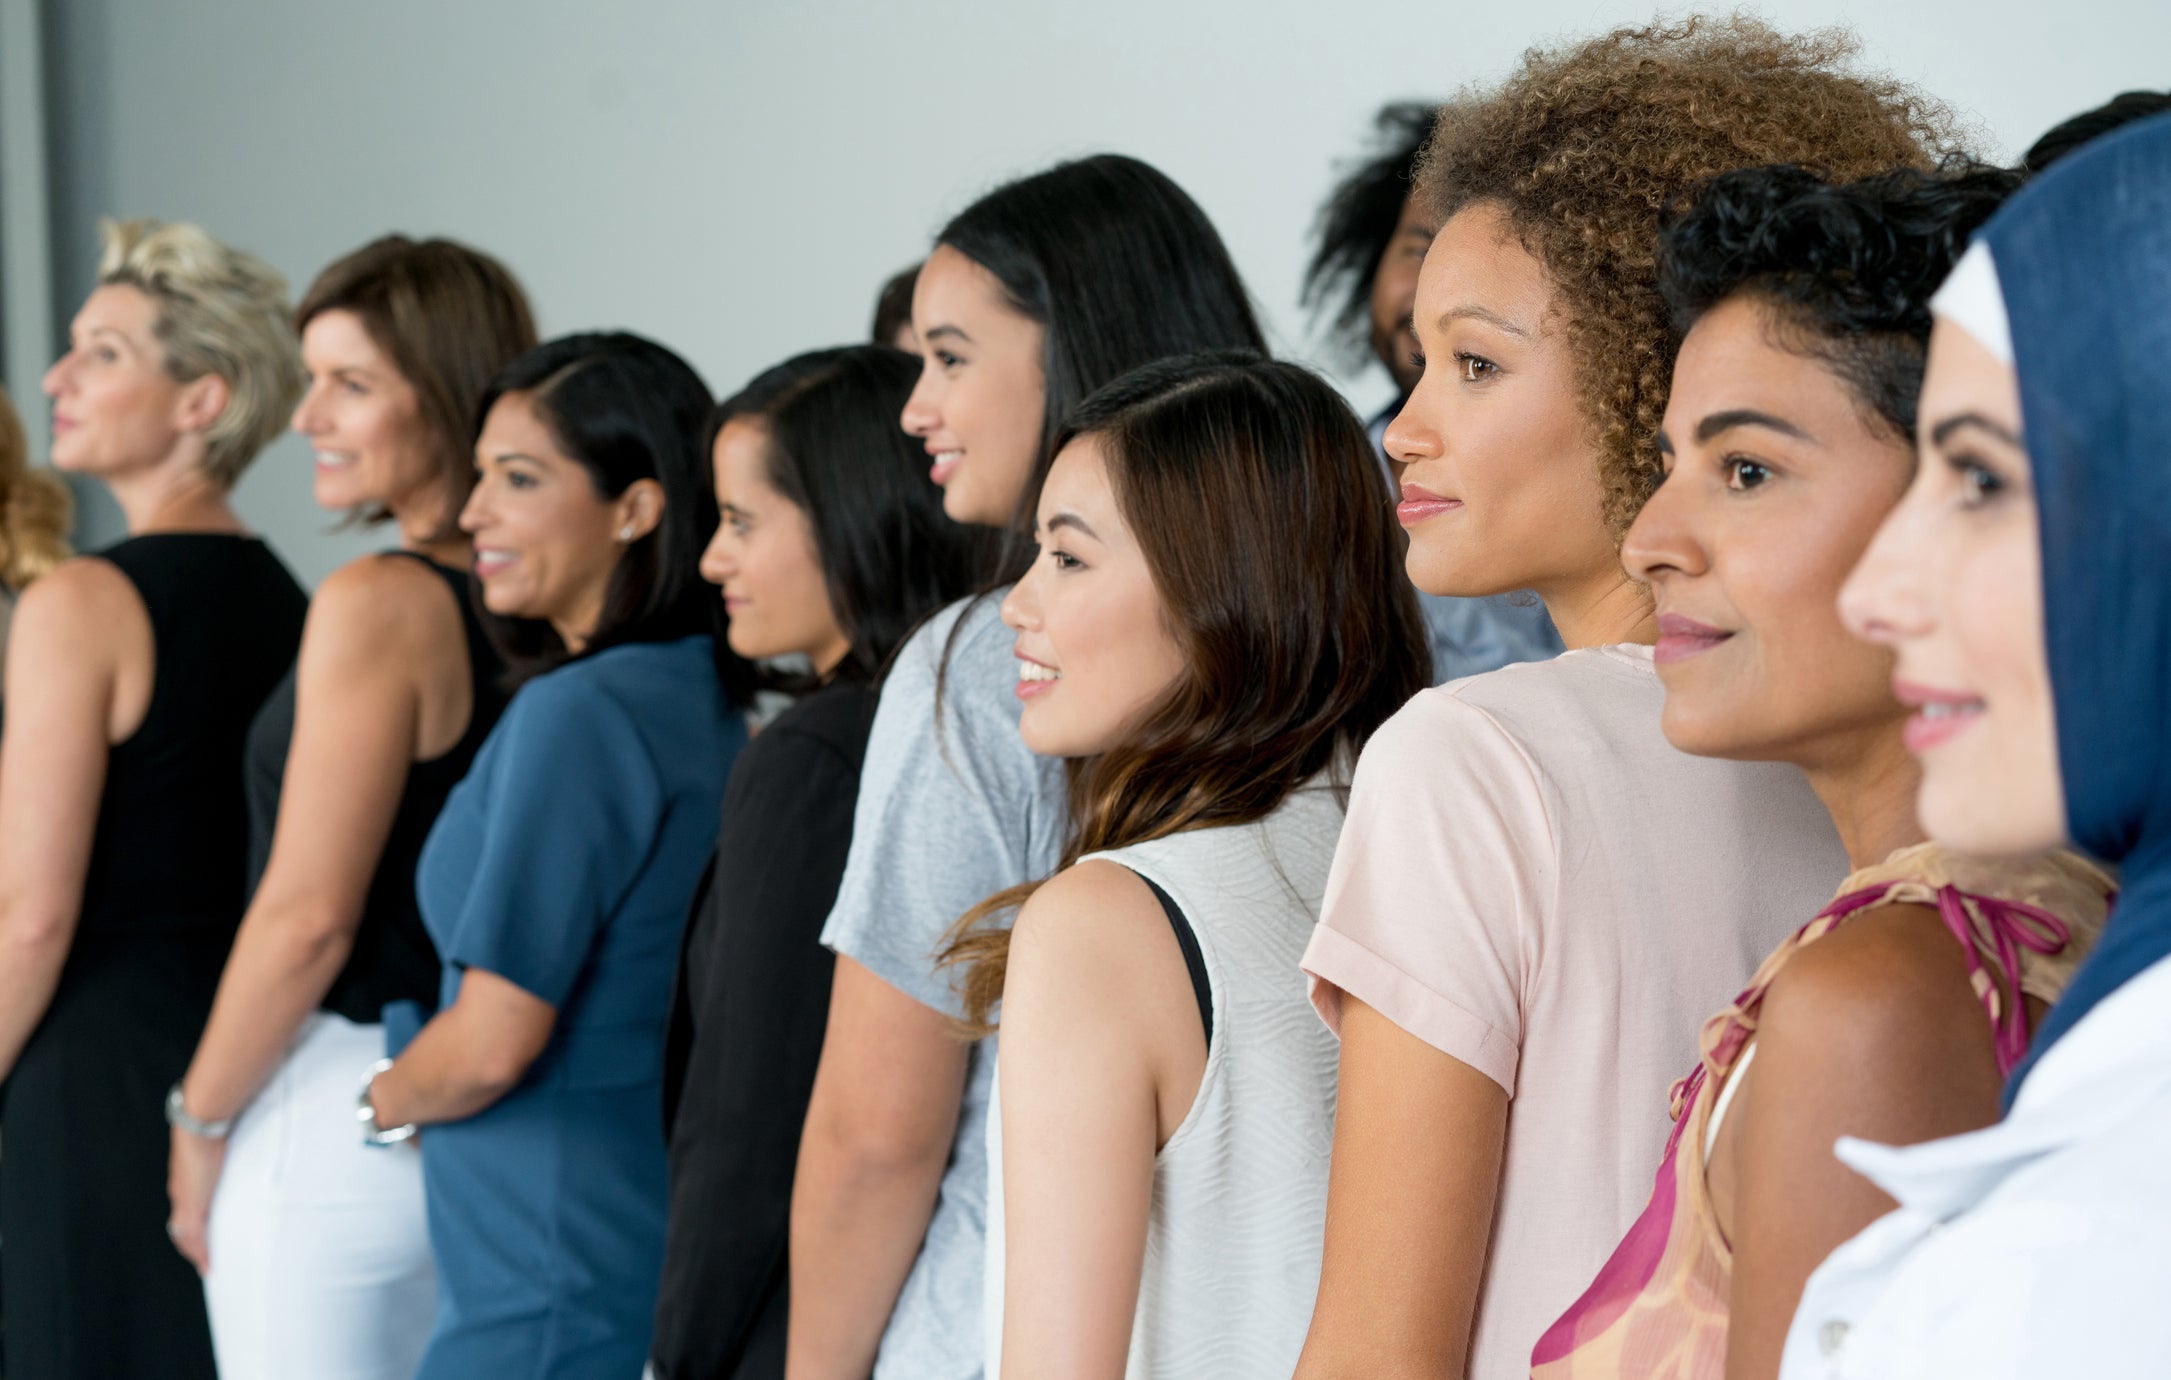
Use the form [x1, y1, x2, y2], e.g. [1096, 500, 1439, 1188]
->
[650, 344, 988, 1380]
[362, 332, 751, 1378]
[165, 234, 536, 1380]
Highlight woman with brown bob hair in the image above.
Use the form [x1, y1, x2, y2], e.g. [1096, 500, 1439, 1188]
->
[1293, 19, 1964, 1380]
[164, 235, 535, 1380]
[942, 351, 1426, 1378]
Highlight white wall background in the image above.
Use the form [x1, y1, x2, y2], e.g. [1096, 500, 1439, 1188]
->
[32, 0, 2171, 586]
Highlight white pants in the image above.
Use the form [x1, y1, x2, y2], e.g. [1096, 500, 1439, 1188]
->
[205, 1012, 437, 1380]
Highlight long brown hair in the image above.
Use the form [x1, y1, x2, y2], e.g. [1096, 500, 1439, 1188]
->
[939, 352, 1430, 1035]
[0, 389, 71, 589]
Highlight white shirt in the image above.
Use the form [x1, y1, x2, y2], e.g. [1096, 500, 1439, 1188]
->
[1780, 952, 2171, 1379]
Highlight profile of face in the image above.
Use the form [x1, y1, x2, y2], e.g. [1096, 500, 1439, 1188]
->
[292, 309, 442, 518]
[699, 417, 849, 674]
[1623, 296, 1914, 766]
[900, 244, 1048, 527]
[43, 284, 220, 477]
[1384, 203, 1616, 600]
[1000, 434, 1186, 759]
[463, 391, 661, 645]
[1370, 194, 1437, 396]
[1841, 318, 2064, 855]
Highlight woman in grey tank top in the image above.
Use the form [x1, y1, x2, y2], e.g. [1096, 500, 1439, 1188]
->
[939, 354, 1427, 1379]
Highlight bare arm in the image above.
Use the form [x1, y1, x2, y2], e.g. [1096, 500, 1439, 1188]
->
[366, 965, 556, 1129]
[996, 861, 1205, 1380]
[786, 955, 969, 1380]
[1294, 996, 1509, 1380]
[1723, 906, 2005, 1380]
[167, 558, 462, 1268]
[0, 562, 142, 1081]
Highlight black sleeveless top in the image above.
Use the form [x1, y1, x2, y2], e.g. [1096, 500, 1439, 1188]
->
[75, 535, 306, 943]
[243, 552, 508, 1026]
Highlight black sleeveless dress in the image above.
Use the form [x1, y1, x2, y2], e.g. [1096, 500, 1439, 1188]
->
[0, 534, 305, 1380]
[242, 552, 507, 1027]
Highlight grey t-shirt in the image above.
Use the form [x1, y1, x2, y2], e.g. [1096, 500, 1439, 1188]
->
[820, 591, 1068, 1380]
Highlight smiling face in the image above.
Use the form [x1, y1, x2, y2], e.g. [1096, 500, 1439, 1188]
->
[899, 244, 1048, 527]
[999, 434, 1185, 758]
[1370, 194, 1437, 395]
[1624, 296, 1914, 769]
[1384, 203, 1617, 603]
[1840, 318, 2064, 855]
[462, 390, 660, 648]
[42, 284, 200, 477]
[699, 416, 849, 675]
[293, 309, 445, 522]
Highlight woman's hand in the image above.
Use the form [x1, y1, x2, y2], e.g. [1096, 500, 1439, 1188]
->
[166, 1128, 229, 1275]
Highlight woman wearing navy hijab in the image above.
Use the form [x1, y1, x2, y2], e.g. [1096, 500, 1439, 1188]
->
[1782, 112, 2171, 1377]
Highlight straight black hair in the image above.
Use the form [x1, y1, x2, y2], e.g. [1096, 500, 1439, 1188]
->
[475, 331, 755, 703]
[709, 345, 994, 684]
[936, 153, 1267, 583]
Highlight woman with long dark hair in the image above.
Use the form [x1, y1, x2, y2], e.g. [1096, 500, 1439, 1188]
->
[944, 353, 1425, 1378]
[360, 332, 751, 1377]
[788, 154, 1269, 1380]
[650, 344, 987, 1380]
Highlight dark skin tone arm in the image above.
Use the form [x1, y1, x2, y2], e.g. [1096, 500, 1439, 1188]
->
[1718, 901, 2018, 1380]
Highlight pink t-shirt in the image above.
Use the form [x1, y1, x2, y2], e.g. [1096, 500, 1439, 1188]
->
[1301, 644, 1846, 1380]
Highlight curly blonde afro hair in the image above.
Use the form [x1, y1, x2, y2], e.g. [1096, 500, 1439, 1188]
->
[1416, 16, 1968, 537]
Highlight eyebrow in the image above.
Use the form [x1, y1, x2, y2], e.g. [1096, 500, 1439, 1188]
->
[1045, 511, 1100, 540]
[1437, 305, 1529, 338]
[921, 324, 971, 345]
[1929, 411, 2023, 450]
[1694, 408, 1814, 445]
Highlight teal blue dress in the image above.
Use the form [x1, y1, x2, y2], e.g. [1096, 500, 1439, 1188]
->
[401, 635, 743, 1379]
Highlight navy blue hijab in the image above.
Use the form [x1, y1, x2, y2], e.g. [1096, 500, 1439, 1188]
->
[1995, 111, 2171, 1096]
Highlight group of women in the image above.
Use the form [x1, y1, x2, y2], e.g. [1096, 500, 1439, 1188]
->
[0, 14, 2162, 1380]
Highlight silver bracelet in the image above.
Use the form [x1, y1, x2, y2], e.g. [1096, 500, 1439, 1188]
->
[165, 1082, 233, 1140]
[356, 1057, 418, 1148]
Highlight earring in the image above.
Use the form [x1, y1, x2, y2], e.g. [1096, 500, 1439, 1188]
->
[618, 524, 636, 542]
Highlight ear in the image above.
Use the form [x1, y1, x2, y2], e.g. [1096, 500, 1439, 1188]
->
[613, 477, 665, 543]
[173, 372, 232, 436]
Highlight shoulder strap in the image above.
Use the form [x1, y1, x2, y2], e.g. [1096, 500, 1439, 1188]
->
[1131, 868, 1213, 1048]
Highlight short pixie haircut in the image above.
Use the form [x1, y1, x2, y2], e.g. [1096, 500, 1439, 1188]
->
[96, 218, 305, 490]
[298, 236, 537, 534]
[1659, 163, 2020, 441]
[1415, 17, 1965, 536]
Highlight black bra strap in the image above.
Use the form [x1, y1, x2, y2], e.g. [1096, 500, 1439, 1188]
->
[1132, 869, 1212, 1048]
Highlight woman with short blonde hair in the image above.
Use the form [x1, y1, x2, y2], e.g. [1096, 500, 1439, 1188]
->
[0, 217, 308, 1380]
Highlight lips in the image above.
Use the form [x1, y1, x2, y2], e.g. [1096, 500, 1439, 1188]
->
[1892, 678, 1986, 755]
[929, 449, 963, 485]
[1014, 651, 1059, 701]
[1396, 483, 1462, 526]
[473, 548, 516, 580]
[1653, 611, 1734, 665]
[313, 451, 358, 470]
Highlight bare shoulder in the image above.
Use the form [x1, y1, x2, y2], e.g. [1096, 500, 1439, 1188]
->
[1758, 901, 1983, 1065]
[306, 554, 463, 659]
[11, 556, 147, 656]
[1013, 859, 1165, 953]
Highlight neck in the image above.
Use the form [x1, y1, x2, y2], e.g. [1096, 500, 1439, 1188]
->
[391, 479, 468, 566]
[107, 459, 242, 536]
[1800, 723, 1926, 872]
[1538, 563, 1657, 650]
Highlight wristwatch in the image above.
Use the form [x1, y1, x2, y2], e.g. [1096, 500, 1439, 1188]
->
[356, 1058, 418, 1148]
[165, 1082, 234, 1140]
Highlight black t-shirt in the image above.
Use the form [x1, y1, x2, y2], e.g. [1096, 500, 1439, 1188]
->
[652, 676, 879, 1380]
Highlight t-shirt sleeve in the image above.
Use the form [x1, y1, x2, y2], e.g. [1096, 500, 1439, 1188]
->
[438, 671, 666, 1008]
[820, 602, 1061, 1021]
[1300, 688, 1554, 1095]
